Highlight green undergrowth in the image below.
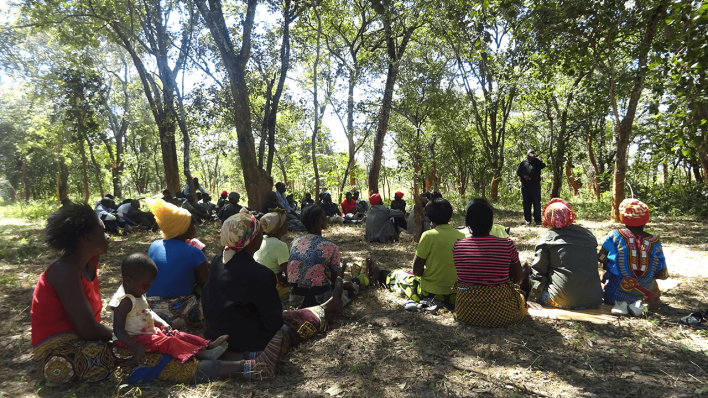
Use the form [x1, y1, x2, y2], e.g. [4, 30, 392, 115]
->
[0, 199, 58, 220]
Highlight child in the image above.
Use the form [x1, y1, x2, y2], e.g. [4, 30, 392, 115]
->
[109, 253, 229, 364]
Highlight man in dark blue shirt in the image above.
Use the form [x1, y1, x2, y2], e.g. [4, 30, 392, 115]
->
[516, 149, 546, 225]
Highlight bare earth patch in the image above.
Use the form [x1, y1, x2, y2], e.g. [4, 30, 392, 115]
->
[1, 211, 707, 397]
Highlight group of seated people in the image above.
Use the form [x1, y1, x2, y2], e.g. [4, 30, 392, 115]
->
[31, 187, 667, 386]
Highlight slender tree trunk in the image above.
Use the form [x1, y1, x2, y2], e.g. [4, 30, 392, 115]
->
[587, 131, 602, 200]
[21, 155, 30, 202]
[610, 2, 665, 221]
[368, 62, 399, 195]
[86, 136, 105, 197]
[413, 152, 424, 243]
[699, 128, 708, 189]
[312, 0, 322, 202]
[57, 156, 69, 203]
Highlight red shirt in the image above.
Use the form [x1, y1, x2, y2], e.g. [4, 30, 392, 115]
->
[31, 258, 102, 346]
[453, 236, 519, 286]
[341, 199, 357, 215]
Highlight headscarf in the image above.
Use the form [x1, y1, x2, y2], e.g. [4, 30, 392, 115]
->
[260, 210, 287, 235]
[221, 213, 261, 263]
[619, 198, 649, 227]
[146, 198, 192, 240]
[395, 191, 404, 199]
[369, 193, 382, 206]
[541, 198, 576, 229]
[221, 190, 228, 196]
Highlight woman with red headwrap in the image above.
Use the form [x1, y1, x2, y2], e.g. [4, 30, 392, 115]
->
[528, 199, 604, 310]
[365, 193, 406, 243]
[599, 199, 668, 315]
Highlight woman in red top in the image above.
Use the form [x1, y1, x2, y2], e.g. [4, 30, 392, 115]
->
[452, 198, 529, 327]
[31, 203, 275, 384]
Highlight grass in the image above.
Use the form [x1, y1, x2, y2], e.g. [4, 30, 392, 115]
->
[1, 200, 708, 397]
[0, 200, 58, 220]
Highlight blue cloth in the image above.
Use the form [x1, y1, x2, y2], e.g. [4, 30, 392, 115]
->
[147, 239, 207, 297]
[276, 190, 293, 213]
[128, 354, 174, 383]
[183, 183, 207, 196]
[601, 229, 666, 305]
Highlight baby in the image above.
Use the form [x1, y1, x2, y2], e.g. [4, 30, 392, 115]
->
[109, 253, 228, 364]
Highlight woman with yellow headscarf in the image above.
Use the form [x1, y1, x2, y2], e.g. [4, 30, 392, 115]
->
[145, 198, 210, 333]
[254, 210, 291, 299]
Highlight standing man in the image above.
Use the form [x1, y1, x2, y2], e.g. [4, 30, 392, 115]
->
[516, 149, 546, 225]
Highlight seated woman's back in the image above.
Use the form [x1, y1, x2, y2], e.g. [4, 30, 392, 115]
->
[453, 235, 518, 286]
[531, 224, 603, 309]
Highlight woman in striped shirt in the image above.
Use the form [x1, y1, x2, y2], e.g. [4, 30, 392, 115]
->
[453, 199, 529, 327]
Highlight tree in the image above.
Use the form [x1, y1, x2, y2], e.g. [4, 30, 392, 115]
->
[367, 0, 425, 195]
[195, 0, 272, 208]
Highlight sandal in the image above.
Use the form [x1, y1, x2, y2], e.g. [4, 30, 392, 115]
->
[403, 300, 418, 311]
[680, 312, 707, 329]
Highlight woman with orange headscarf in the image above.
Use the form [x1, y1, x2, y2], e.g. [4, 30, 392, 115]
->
[528, 198, 603, 309]
[365, 193, 406, 243]
[599, 199, 668, 315]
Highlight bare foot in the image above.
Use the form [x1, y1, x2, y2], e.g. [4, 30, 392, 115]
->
[321, 276, 344, 314]
[209, 334, 229, 349]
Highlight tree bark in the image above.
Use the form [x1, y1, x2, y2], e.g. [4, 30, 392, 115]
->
[80, 139, 90, 203]
[57, 156, 69, 203]
[21, 155, 29, 202]
[86, 135, 105, 197]
[610, 2, 666, 221]
[312, 0, 322, 202]
[195, 0, 272, 208]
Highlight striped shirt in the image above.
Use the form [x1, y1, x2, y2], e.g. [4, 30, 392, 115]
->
[453, 236, 519, 286]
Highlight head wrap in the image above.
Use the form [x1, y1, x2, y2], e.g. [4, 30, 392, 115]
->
[260, 210, 288, 235]
[619, 198, 650, 227]
[221, 190, 228, 196]
[221, 213, 261, 263]
[395, 191, 404, 199]
[542, 198, 576, 229]
[369, 193, 382, 205]
[146, 198, 192, 240]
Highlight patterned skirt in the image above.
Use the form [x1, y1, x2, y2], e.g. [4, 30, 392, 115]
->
[147, 294, 204, 335]
[454, 282, 527, 327]
[32, 333, 199, 384]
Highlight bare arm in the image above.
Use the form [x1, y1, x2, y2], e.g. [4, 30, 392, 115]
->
[509, 260, 525, 285]
[277, 262, 289, 284]
[412, 256, 426, 277]
[111, 298, 147, 364]
[46, 262, 112, 341]
[195, 261, 210, 287]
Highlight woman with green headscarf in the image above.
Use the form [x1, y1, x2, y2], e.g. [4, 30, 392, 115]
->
[202, 213, 346, 378]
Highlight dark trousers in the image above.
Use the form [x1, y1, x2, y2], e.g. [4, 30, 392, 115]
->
[521, 186, 542, 223]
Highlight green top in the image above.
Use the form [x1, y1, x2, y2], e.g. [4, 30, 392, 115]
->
[416, 224, 466, 295]
[253, 236, 290, 275]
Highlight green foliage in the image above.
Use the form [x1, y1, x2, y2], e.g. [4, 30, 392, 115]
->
[0, 199, 57, 220]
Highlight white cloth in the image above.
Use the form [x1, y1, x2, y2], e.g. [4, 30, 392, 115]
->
[107, 285, 164, 339]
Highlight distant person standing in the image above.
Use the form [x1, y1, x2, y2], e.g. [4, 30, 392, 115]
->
[516, 149, 546, 226]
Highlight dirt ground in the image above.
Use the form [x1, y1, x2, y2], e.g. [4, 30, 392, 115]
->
[1, 210, 708, 398]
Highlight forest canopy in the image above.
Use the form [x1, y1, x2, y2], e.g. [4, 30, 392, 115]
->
[0, 0, 706, 219]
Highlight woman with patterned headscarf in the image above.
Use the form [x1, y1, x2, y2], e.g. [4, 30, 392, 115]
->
[599, 199, 668, 316]
[254, 210, 291, 299]
[145, 198, 210, 333]
[202, 213, 346, 378]
[528, 198, 603, 310]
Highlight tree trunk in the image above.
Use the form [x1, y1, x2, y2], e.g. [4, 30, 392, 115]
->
[195, 0, 272, 208]
[80, 140, 90, 203]
[586, 131, 602, 200]
[699, 121, 708, 189]
[158, 120, 182, 194]
[57, 156, 69, 203]
[21, 155, 30, 202]
[610, 2, 665, 221]
[413, 152, 424, 243]
[368, 61, 399, 195]
[86, 136, 105, 197]
[312, 0, 322, 203]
